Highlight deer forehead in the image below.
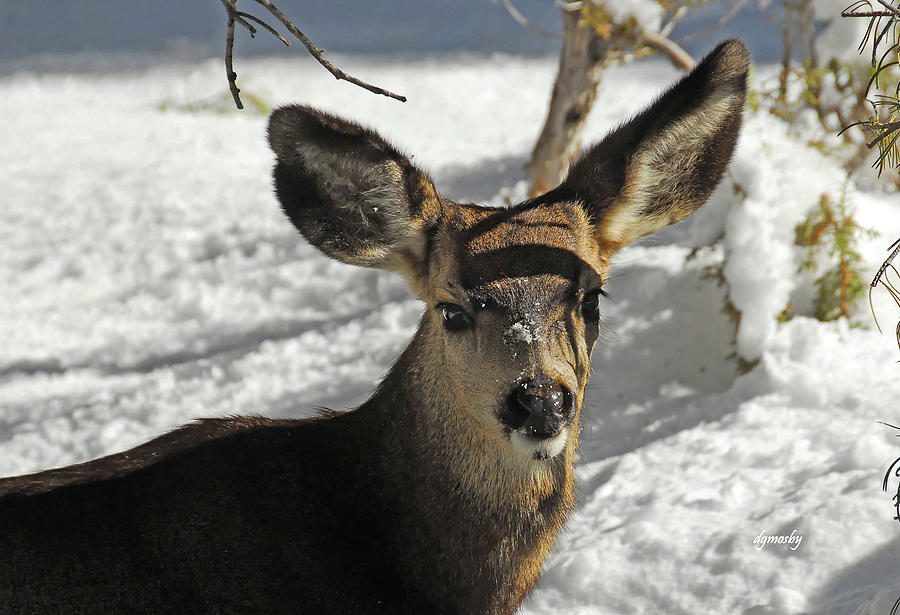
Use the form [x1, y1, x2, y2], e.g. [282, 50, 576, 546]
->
[429, 202, 605, 309]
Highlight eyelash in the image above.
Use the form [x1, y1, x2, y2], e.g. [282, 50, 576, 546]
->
[580, 288, 609, 320]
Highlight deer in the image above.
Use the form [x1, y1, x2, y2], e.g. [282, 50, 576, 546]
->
[0, 40, 748, 614]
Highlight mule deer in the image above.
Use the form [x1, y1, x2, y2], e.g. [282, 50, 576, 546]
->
[0, 41, 748, 614]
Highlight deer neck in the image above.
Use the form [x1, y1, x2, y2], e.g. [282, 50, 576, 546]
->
[357, 324, 576, 531]
[350, 326, 576, 612]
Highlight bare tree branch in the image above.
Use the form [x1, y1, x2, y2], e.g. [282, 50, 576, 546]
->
[218, 0, 406, 110]
[642, 32, 696, 71]
[498, 0, 563, 39]
[221, 0, 274, 41]
[842, 0, 900, 18]
[247, 0, 406, 102]
[223, 0, 242, 109]
[236, 11, 290, 46]
[659, 5, 689, 38]
[555, 1, 584, 12]
[843, 9, 897, 17]
[873, 237, 900, 290]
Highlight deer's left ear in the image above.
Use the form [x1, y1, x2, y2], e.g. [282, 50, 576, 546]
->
[560, 39, 749, 254]
[267, 105, 443, 274]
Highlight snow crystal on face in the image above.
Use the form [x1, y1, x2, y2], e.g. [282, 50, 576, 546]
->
[507, 320, 535, 345]
[505, 305, 553, 347]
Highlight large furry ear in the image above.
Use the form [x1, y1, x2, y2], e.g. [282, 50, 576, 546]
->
[559, 39, 749, 254]
[268, 105, 442, 273]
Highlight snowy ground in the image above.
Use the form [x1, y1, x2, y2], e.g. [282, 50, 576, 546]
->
[3, 53, 900, 614]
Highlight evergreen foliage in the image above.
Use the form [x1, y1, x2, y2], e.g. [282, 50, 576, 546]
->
[795, 192, 874, 322]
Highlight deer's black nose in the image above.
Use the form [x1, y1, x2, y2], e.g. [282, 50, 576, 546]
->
[500, 377, 573, 438]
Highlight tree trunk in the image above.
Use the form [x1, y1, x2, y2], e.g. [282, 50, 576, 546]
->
[797, 0, 817, 69]
[528, 11, 610, 197]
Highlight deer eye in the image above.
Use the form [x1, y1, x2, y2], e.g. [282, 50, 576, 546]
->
[581, 290, 603, 322]
[438, 303, 472, 332]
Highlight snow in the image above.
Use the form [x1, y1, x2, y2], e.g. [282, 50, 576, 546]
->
[601, 0, 664, 33]
[3, 51, 900, 615]
[813, 0, 874, 65]
[691, 107, 848, 360]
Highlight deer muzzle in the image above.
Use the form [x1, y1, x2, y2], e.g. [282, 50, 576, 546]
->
[500, 376, 574, 439]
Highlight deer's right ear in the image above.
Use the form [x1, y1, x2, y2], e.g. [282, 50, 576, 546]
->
[268, 105, 442, 275]
[558, 40, 749, 257]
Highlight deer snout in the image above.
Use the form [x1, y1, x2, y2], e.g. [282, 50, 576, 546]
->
[500, 377, 574, 439]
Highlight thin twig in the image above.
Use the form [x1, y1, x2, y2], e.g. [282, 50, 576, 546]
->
[232, 15, 257, 36]
[660, 5, 689, 39]
[223, 1, 242, 109]
[873, 237, 900, 287]
[218, 0, 406, 109]
[236, 11, 290, 46]
[249, 0, 406, 102]
[843, 10, 897, 17]
[221, 0, 257, 36]
[642, 32, 695, 71]
[499, 0, 562, 39]
[870, 238, 900, 334]
[842, 2, 898, 18]
[555, 1, 583, 12]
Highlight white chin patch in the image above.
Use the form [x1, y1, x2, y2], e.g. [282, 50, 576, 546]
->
[509, 427, 568, 461]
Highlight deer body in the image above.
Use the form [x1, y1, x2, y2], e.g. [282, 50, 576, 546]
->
[0, 41, 749, 614]
[0, 340, 568, 613]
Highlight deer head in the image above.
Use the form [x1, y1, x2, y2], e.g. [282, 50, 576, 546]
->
[267, 40, 748, 485]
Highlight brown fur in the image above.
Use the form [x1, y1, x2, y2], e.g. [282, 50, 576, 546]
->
[0, 41, 749, 614]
